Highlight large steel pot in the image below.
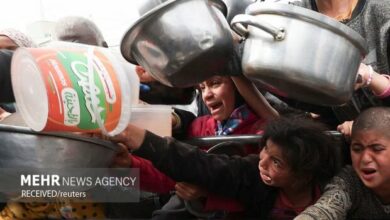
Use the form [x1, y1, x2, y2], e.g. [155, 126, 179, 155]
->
[223, 0, 257, 23]
[138, 0, 227, 17]
[121, 0, 234, 87]
[231, 3, 368, 106]
[0, 124, 121, 198]
[0, 124, 119, 169]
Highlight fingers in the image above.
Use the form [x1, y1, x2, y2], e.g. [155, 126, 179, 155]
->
[135, 65, 155, 82]
[109, 131, 128, 143]
[175, 182, 206, 201]
[337, 120, 353, 137]
[110, 143, 132, 168]
[175, 183, 195, 200]
[108, 124, 147, 151]
[355, 63, 370, 90]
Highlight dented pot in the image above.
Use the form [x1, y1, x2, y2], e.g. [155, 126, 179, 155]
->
[231, 3, 368, 106]
[121, 0, 234, 87]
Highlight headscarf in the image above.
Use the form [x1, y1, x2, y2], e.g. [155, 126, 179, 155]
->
[54, 16, 107, 47]
[0, 28, 37, 47]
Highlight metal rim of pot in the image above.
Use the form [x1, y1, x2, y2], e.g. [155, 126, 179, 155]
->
[0, 124, 119, 152]
[231, 2, 367, 55]
[223, 0, 258, 23]
[120, 0, 228, 64]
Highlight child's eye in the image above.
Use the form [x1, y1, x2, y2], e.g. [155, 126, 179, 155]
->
[211, 80, 221, 86]
[272, 159, 281, 167]
[372, 145, 385, 152]
[351, 144, 363, 152]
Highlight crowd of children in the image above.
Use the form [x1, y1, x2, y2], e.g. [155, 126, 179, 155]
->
[0, 0, 389, 219]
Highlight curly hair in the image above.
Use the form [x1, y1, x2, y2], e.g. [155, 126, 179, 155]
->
[259, 116, 342, 187]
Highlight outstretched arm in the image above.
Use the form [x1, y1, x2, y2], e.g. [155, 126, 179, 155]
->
[294, 168, 353, 220]
[110, 124, 262, 199]
[356, 63, 390, 98]
[231, 76, 279, 120]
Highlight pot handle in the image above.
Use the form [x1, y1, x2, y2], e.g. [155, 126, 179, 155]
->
[231, 14, 285, 41]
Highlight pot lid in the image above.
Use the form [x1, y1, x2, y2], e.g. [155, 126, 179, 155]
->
[121, 0, 228, 64]
[245, 2, 368, 55]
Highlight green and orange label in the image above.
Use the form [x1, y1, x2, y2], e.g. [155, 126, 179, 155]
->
[30, 48, 122, 133]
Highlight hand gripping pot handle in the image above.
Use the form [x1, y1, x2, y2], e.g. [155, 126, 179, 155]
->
[231, 14, 286, 41]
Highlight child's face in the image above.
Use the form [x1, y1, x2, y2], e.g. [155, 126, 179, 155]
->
[258, 139, 296, 188]
[199, 76, 236, 121]
[351, 129, 390, 195]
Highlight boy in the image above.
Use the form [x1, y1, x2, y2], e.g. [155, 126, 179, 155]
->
[296, 107, 390, 219]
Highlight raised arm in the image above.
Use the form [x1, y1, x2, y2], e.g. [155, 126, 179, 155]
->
[356, 63, 390, 97]
[231, 76, 279, 120]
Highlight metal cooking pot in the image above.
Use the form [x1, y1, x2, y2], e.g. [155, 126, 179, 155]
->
[0, 124, 120, 198]
[138, 0, 227, 17]
[121, 0, 234, 87]
[222, 0, 257, 22]
[231, 3, 368, 106]
[0, 124, 119, 169]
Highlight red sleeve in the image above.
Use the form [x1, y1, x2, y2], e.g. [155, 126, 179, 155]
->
[131, 155, 176, 193]
[204, 194, 245, 212]
[187, 116, 216, 138]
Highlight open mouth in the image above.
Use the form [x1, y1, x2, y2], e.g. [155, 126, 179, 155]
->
[259, 169, 272, 183]
[360, 167, 377, 181]
[208, 102, 222, 112]
[361, 167, 376, 175]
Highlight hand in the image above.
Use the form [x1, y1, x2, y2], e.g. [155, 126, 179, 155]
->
[337, 120, 353, 137]
[175, 182, 207, 201]
[109, 124, 146, 151]
[0, 107, 11, 121]
[135, 65, 156, 83]
[110, 143, 132, 168]
[355, 63, 372, 90]
[171, 111, 181, 129]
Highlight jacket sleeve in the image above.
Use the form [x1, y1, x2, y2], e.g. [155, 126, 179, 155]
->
[294, 167, 353, 220]
[172, 108, 195, 139]
[133, 131, 261, 200]
[0, 50, 15, 103]
[130, 154, 175, 194]
[204, 194, 244, 212]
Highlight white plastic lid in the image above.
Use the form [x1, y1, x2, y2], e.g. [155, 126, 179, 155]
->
[11, 48, 48, 131]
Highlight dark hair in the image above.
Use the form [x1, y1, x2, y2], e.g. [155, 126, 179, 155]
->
[196, 77, 245, 109]
[259, 116, 342, 186]
[352, 107, 390, 138]
[233, 87, 245, 109]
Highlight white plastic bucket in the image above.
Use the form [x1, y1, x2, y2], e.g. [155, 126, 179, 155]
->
[11, 45, 132, 136]
[130, 105, 173, 137]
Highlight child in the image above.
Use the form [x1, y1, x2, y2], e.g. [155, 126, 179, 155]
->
[126, 75, 277, 218]
[111, 116, 342, 219]
[295, 107, 390, 219]
[188, 75, 277, 152]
